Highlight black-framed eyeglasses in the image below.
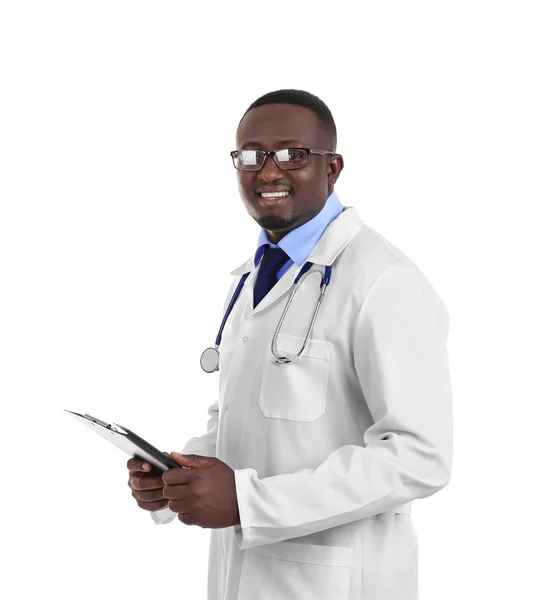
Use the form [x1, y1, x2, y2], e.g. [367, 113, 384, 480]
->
[230, 148, 334, 171]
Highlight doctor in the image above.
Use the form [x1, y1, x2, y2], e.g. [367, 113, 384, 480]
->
[127, 89, 453, 600]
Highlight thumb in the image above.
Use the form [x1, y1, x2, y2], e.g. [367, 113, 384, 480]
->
[170, 452, 217, 468]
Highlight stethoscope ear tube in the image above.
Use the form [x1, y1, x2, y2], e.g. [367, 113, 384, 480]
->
[271, 265, 331, 364]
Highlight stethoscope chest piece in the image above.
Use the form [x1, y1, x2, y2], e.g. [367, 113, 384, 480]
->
[200, 346, 220, 373]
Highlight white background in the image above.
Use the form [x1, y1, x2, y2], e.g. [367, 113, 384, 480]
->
[1, 1, 535, 598]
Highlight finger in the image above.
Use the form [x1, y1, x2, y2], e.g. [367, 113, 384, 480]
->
[162, 483, 187, 501]
[136, 499, 170, 512]
[177, 511, 194, 525]
[162, 468, 193, 485]
[168, 499, 186, 513]
[129, 474, 165, 491]
[127, 458, 152, 473]
[133, 488, 167, 503]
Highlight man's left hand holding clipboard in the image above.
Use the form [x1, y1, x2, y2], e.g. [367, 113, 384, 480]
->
[128, 453, 241, 528]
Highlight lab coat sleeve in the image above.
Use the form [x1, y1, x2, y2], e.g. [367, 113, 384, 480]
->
[232, 264, 453, 549]
[151, 277, 238, 525]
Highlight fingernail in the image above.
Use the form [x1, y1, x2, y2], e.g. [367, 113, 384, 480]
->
[143, 462, 150, 470]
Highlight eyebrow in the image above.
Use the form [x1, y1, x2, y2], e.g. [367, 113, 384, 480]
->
[238, 139, 307, 149]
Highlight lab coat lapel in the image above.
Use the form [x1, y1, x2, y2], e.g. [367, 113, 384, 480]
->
[229, 206, 364, 316]
[231, 259, 301, 319]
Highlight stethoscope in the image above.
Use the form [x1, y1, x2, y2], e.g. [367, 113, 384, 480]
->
[200, 261, 332, 373]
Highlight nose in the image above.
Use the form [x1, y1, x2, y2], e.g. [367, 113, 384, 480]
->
[258, 154, 284, 183]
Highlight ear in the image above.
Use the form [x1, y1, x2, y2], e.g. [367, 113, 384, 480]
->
[328, 154, 344, 192]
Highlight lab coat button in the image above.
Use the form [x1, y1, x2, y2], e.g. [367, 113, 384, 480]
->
[225, 404, 229, 410]
[242, 336, 248, 342]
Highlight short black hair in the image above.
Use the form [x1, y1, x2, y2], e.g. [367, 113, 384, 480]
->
[239, 89, 337, 150]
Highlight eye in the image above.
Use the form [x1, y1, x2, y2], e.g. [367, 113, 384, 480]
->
[287, 149, 308, 162]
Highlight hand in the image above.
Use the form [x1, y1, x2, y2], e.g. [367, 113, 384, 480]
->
[127, 454, 169, 512]
[162, 453, 240, 529]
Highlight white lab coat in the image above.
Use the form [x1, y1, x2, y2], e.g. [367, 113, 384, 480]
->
[152, 206, 453, 600]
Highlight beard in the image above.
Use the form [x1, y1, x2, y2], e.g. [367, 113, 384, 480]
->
[255, 211, 299, 232]
[253, 202, 318, 234]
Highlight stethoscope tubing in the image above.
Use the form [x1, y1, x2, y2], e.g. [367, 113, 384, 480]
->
[271, 265, 331, 364]
[202, 261, 331, 371]
[215, 272, 249, 348]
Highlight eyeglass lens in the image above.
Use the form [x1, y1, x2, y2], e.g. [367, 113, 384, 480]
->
[233, 149, 308, 171]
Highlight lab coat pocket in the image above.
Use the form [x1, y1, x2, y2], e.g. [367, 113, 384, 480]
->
[258, 333, 331, 422]
[237, 540, 354, 600]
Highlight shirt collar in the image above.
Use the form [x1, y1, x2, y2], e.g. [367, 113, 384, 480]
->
[253, 190, 344, 268]
[230, 202, 364, 276]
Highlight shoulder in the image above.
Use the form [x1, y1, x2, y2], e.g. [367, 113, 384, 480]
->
[341, 223, 450, 331]
[343, 222, 421, 279]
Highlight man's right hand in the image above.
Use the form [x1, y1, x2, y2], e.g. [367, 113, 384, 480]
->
[127, 456, 170, 512]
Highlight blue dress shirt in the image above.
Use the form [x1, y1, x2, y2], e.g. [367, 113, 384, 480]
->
[254, 191, 344, 280]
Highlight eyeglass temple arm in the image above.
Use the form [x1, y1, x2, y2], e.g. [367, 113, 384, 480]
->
[309, 149, 335, 156]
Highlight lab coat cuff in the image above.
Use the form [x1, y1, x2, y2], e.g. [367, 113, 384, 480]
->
[150, 506, 176, 525]
[233, 467, 259, 550]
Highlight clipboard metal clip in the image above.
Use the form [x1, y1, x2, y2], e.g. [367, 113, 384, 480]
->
[83, 413, 109, 428]
[80, 413, 126, 434]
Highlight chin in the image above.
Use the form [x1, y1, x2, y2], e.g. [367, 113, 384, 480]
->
[257, 213, 298, 232]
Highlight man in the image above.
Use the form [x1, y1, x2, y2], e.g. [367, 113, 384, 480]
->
[127, 89, 453, 600]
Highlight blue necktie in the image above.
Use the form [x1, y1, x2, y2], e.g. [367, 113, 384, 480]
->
[253, 245, 289, 308]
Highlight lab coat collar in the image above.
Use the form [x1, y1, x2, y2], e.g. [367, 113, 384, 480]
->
[230, 206, 364, 276]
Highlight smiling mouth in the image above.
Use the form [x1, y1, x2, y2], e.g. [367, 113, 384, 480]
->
[260, 191, 290, 199]
[258, 193, 291, 207]
[256, 190, 292, 205]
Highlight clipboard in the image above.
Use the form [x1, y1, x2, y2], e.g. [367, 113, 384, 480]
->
[65, 409, 183, 473]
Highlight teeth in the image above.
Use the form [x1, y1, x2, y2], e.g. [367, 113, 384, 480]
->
[260, 191, 290, 198]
